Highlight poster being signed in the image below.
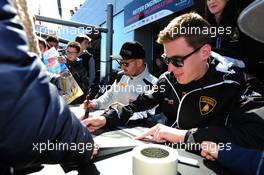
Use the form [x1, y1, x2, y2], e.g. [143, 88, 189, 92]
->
[42, 47, 83, 104]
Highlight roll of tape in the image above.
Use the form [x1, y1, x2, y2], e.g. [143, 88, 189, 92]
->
[132, 144, 178, 175]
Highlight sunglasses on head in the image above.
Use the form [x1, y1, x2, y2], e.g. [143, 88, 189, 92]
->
[161, 45, 204, 67]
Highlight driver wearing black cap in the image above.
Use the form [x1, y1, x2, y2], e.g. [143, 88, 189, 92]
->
[82, 41, 158, 130]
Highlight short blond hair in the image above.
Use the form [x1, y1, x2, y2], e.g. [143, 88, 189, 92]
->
[157, 12, 212, 49]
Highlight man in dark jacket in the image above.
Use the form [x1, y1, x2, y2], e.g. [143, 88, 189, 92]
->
[0, 0, 95, 174]
[75, 35, 96, 87]
[82, 12, 264, 151]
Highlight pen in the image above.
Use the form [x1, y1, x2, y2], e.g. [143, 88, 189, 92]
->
[83, 93, 90, 119]
[178, 155, 199, 167]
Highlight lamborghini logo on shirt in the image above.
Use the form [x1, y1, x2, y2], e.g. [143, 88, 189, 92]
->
[199, 96, 217, 115]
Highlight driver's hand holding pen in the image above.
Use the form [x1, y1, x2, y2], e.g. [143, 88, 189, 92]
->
[80, 100, 107, 133]
[84, 100, 96, 111]
[80, 99, 95, 120]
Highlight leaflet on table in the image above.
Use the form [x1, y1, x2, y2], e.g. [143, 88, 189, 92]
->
[42, 47, 83, 104]
[93, 127, 156, 149]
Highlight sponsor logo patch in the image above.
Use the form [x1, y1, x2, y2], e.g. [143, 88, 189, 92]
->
[119, 82, 127, 88]
[182, 91, 187, 96]
[199, 96, 217, 115]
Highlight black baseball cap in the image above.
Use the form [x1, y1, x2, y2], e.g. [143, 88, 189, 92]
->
[111, 41, 145, 60]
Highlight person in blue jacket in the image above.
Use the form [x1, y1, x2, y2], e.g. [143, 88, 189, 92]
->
[0, 0, 96, 174]
[201, 141, 264, 175]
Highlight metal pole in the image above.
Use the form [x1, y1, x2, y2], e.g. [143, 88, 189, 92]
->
[35, 15, 108, 33]
[106, 3, 113, 81]
[36, 32, 69, 44]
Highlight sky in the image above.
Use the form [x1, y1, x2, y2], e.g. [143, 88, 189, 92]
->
[27, 0, 85, 32]
[27, 0, 85, 20]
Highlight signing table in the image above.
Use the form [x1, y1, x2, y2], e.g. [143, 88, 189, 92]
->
[94, 148, 232, 175]
[31, 141, 233, 175]
[30, 105, 234, 175]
